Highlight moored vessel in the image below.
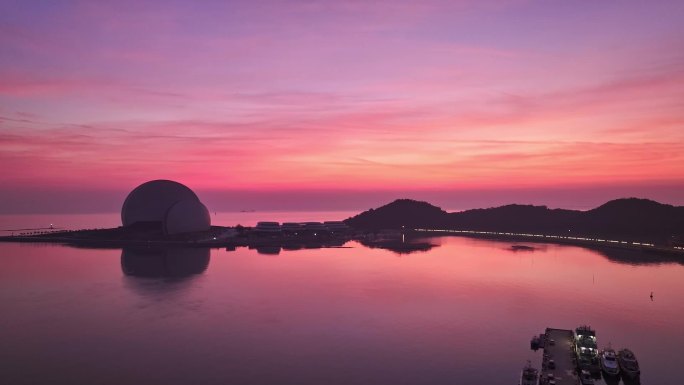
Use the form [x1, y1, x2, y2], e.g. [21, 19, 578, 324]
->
[617, 348, 640, 379]
[579, 369, 595, 385]
[530, 334, 541, 350]
[519, 361, 539, 385]
[574, 325, 600, 374]
[600, 346, 620, 377]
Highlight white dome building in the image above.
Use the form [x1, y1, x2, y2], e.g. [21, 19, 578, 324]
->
[121, 180, 211, 235]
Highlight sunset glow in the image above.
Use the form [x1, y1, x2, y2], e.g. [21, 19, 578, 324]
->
[1, 1, 683, 212]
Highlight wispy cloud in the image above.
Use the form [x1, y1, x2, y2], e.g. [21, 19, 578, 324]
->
[1, 0, 683, 210]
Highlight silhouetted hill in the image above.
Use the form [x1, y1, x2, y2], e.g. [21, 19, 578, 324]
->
[580, 198, 684, 240]
[345, 199, 447, 230]
[446, 204, 580, 233]
[344, 198, 684, 243]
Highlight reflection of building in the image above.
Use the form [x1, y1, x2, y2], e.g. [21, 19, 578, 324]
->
[121, 180, 210, 235]
[255, 246, 281, 255]
[121, 247, 210, 277]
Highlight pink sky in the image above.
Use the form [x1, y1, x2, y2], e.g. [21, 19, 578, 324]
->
[1, 1, 683, 213]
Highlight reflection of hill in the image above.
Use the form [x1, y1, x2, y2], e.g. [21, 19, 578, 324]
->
[510, 245, 538, 252]
[358, 239, 438, 255]
[121, 247, 210, 277]
[593, 247, 684, 266]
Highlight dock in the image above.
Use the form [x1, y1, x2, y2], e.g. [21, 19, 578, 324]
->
[537, 328, 577, 385]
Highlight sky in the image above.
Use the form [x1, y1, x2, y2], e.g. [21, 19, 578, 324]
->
[1, 0, 683, 213]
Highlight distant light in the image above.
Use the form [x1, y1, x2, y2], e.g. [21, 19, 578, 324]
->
[213, 237, 217, 240]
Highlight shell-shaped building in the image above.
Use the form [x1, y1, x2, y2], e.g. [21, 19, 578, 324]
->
[121, 180, 211, 235]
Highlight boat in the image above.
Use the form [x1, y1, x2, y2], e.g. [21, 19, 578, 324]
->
[519, 361, 539, 385]
[530, 334, 541, 350]
[574, 325, 600, 374]
[617, 348, 640, 378]
[600, 347, 620, 377]
[579, 369, 595, 385]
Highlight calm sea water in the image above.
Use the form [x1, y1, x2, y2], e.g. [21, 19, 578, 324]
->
[1, 231, 683, 384]
[0, 211, 358, 232]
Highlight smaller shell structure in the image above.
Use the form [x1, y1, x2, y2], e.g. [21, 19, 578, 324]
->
[121, 180, 211, 235]
[164, 198, 211, 235]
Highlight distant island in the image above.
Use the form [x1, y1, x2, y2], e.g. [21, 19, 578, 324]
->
[344, 198, 684, 246]
[2, 192, 683, 256]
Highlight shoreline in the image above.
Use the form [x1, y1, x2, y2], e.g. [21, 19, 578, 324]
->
[1, 227, 683, 260]
[0, 231, 353, 250]
[413, 228, 684, 256]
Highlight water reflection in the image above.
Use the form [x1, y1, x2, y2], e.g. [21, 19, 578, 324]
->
[241, 238, 350, 254]
[594, 247, 684, 266]
[420, 235, 684, 266]
[255, 246, 281, 255]
[358, 236, 438, 255]
[509, 244, 542, 252]
[121, 247, 210, 277]
[2, 236, 684, 385]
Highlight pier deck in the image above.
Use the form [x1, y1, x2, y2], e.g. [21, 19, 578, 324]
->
[539, 328, 577, 385]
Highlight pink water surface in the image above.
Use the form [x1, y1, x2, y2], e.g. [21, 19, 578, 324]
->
[0, 210, 357, 232]
[0, 236, 682, 384]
